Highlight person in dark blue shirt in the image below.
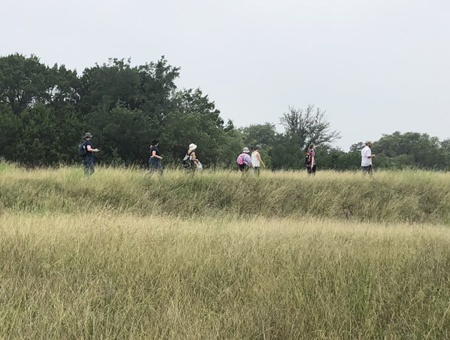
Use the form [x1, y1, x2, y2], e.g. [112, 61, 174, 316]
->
[82, 132, 100, 176]
[149, 139, 163, 175]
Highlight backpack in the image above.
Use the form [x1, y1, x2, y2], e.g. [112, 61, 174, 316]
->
[182, 151, 194, 168]
[78, 142, 87, 158]
[237, 153, 245, 165]
[304, 151, 311, 166]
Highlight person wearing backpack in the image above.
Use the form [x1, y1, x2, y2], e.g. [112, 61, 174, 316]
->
[305, 144, 316, 175]
[149, 139, 163, 175]
[183, 143, 200, 172]
[79, 132, 99, 176]
[236, 147, 252, 172]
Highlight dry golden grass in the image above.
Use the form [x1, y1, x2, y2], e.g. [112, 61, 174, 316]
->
[1, 164, 450, 339]
[1, 165, 450, 224]
[1, 212, 450, 339]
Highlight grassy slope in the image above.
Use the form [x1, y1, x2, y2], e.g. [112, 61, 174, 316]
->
[1, 165, 450, 339]
[1, 165, 450, 224]
[1, 213, 450, 340]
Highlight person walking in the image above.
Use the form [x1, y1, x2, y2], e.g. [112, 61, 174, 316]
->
[81, 132, 99, 176]
[183, 143, 199, 171]
[149, 139, 163, 175]
[361, 141, 375, 175]
[251, 145, 265, 175]
[305, 144, 316, 175]
[236, 147, 252, 172]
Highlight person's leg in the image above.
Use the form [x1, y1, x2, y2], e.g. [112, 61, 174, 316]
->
[158, 162, 164, 176]
[88, 160, 94, 176]
[149, 159, 160, 174]
[311, 164, 317, 176]
[361, 166, 372, 176]
[187, 162, 196, 173]
[307, 166, 312, 175]
[149, 157, 153, 173]
[368, 165, 373, 177]
[254, 167, 260, 176]
[83, 158, 90, 176]
[149, 164, 158, 174]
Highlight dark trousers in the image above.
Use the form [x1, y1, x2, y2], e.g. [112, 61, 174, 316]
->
[83, 157, 94, 176]
[238, 164, 249, 172]
[307, 164, 317, 175]
[361, 165, 373, 175]
[183, 161, 196, 172]
[253, 166, 261, 176]
[149, 158, 163, 175]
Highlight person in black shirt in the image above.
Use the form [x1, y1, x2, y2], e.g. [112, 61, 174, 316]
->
[82, 132, 100, 176]
[149, 139, 163, 175]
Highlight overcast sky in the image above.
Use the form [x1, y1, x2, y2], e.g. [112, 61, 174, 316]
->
[1, 0, 448, 149]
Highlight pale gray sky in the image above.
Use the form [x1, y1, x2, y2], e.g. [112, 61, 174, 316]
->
[1, 0, 449, 149]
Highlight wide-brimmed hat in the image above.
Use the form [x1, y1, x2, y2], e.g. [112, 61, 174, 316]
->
[243, 147, 250, 153]
[84, 132, 93, 138]
[254, 145, 261, 150]
[189, 143, 197, 150]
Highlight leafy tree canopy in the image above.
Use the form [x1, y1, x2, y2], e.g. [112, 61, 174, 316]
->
[0, 54, 449, 170]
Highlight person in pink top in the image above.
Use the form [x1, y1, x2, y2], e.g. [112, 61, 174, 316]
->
[305, 144, 316, 175]
[236, 147, 252, 172]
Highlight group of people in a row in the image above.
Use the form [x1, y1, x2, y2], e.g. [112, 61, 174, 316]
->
[149, 140, 202, 174]
[79, 133, 375, 176]
[235, 140, 376, 175]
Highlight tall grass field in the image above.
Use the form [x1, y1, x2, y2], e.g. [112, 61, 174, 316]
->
[1, 164, 450, 339]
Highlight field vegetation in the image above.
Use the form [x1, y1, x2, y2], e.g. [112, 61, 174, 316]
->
[1, 164, 450, 224]
[1, 164, 450, 339]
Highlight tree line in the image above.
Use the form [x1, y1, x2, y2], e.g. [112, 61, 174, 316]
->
[0, 54, 449, 170]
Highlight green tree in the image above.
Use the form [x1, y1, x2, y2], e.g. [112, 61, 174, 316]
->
[15, 104, 82, 166]
[161, 89, 233, 166]
[281, 105, 341, 150]
[0, 54, 50, 114]
[270, 105, 340, 169]
[373, 132, 443, 169]
[314, 146, 360, 170]
[0, 54, 80, 114]
[0, 104, 22, 159]
[79, 57, 179, 121]
[84, 105, 157, 165]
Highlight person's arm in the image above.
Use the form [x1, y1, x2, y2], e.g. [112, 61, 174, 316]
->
[151, 150, 163, 159]
[191, 151, 198, 163]
[87, 145, 99, 152]
[367, 149, 375, 158]
[245, 154, 252, 167]
[310, 156, 315, 166]
[257, 153, 265, 167]
[150, 146, 163, 159]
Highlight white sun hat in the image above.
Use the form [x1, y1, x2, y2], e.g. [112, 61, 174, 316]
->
[189, 143, 197, 150]
[243, 147, 250, 153]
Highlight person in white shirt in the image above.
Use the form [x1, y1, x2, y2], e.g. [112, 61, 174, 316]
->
[251, 145, 265, 175]
[361, 141, 376, 175]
